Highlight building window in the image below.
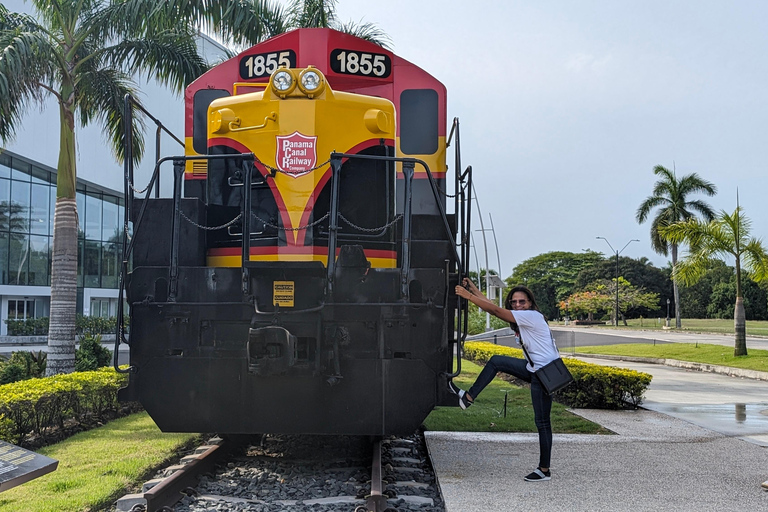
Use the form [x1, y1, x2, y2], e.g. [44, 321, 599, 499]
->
[29, 235, 50, 286]
[90, 297, 115, 318]
[0, 151, 124, 294]
[83, 239, 101, 288]
[8, 299, 35, 320]
[8, 233, 29, 285]
[30, 183, 50, 235]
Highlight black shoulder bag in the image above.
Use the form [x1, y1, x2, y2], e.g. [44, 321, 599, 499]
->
[519, 331, 574, 395]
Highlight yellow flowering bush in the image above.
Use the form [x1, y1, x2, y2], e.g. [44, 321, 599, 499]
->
[0, 368, 129, 444]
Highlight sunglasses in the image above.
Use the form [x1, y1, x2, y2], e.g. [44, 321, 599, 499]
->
[509, 299, 529, 305]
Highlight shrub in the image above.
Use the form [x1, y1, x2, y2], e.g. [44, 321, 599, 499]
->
[0, 364, 26, 385]
[4, 315, 121, 336]
[0, 367, 130, 445]
[5, 317, 49, 336]
[75, 334, 113, 372]
[8, 350, 46, 379]
[463, 341, 652, 409]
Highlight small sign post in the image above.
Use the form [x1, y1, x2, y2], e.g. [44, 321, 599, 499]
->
[0, 440, 58, 492]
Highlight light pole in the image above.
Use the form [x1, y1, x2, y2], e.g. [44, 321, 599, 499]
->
[666, 298, 670, 327]
[596, 237, 639, 326]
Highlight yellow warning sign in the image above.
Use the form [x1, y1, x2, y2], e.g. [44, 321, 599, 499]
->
[273, 281, 295, 307]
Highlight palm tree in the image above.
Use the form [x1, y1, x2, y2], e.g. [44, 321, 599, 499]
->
[659, 207, 768, 356]
[286, 0, 391, 47]
[636, 165, 717, 329]
[0, 0, 281, 375]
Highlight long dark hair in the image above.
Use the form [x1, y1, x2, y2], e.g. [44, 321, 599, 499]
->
[504, 285, 541, 312]
[504, 285, 546, 331]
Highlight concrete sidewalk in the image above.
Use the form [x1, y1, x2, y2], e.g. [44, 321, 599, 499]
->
[426, 408, 768, 511]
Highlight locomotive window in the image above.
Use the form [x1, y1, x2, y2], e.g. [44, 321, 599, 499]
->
[399, 89, 438, 155]
[193, 89, 230, 154]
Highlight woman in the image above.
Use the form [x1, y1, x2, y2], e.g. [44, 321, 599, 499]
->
[452, 279, 560, 482]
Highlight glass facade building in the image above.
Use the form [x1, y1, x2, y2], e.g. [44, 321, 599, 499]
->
[0, 150, 124, 334]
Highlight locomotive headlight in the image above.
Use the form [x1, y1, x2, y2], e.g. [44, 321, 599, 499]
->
[298, 68, 325, 96]
[272, 69, 295, 95]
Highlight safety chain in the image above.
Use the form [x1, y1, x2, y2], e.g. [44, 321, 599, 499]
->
[437, 184, 456, 198]
[339, 213, 402, 233]
[254, 155, 332, 177]
[129, 178, 152, 195]
[437, 179, 469, 199]
[180, 211, 243, 231]
[251, 212, 330, 232]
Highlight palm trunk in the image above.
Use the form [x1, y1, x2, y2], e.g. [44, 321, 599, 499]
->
[46, 198, 79, 374]
[734, 258, 747, 356]
[46, 93, 79, 376]
[671, 243, 681, 329]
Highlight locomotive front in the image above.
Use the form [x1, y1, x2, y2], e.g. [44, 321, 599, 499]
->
[121, 66, 457, 436]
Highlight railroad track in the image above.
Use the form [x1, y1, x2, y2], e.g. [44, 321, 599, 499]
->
[116, 432, 444, 512]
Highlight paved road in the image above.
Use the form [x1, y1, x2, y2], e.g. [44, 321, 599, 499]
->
[551, 325, 768, 351]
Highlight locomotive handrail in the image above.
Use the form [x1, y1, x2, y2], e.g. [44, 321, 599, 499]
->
[327, 149, 471, 378]
[114, 144, 253, 373]
[448, 117, 471, 378]
[328, 153, 463, 267]
[117, 94, 185, 373]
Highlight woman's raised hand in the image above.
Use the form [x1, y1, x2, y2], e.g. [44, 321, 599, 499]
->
[462, 278, 480, 294]
[455, 285, 471, 299]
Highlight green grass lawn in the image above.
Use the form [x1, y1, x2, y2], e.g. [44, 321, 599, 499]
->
[0, 412, 199, 512]
[423, 359, 609, 434]
[552, 318, 768, 336]
[575, 343, 768, 372]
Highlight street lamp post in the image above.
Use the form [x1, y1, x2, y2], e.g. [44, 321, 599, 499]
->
[596, 237, 639, 326]
[666, 298, 671, 327]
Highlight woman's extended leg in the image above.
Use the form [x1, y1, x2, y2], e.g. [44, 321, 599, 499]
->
[466, 355, 529, 401]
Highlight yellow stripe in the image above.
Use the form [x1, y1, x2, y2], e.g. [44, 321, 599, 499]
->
[207, 254, 396, 268]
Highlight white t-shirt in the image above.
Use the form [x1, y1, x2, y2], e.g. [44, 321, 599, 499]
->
[511, 309, 560, 372]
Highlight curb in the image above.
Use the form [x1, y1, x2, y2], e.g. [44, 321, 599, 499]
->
[568, 353, 768, 382]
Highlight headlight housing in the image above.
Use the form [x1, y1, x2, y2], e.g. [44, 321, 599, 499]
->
[298, 67, 325, 96]
[271, 69, 295, 96]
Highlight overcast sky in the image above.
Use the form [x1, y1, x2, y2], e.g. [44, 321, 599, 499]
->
[337, 0, 768, 277]
[5, 0, 767, 280]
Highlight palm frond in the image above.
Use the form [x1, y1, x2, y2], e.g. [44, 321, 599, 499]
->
[288, 0, 337, 28]
[673, 253, 717, 286]
[101, 30, 208, 92]
[336, 20, 392, 49]
[685, 198, 716, 222]
[0, 24, 60, 141]
[743, 239, 768, 282]
[636, 195, 667, 223]
[648, 214, 669, 256]
[74, 67, 146, 165]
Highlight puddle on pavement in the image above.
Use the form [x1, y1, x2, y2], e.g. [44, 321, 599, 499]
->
[643, 402, 768, 437]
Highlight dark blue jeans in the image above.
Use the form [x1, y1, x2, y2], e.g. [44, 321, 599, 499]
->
[467, 355, 553, 468]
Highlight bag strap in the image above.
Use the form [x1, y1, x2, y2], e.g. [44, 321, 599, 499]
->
[519, 328, 560, 370]
[518, 333, 535, 369]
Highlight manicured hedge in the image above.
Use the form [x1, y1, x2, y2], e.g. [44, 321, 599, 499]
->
[463, 341, 652, 409]
[5, 315, 126, 336]
[0, 367, 129, 445]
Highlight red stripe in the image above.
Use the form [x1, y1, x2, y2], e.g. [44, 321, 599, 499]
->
[209, 246, 396, 259]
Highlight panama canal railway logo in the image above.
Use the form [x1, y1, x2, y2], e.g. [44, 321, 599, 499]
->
[275, 132, 317, 178]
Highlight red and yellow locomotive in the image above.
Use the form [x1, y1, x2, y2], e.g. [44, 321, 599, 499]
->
[120, 28, 471, 436]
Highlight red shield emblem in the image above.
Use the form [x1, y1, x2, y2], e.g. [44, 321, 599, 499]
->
[275, 132, 317, 178]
